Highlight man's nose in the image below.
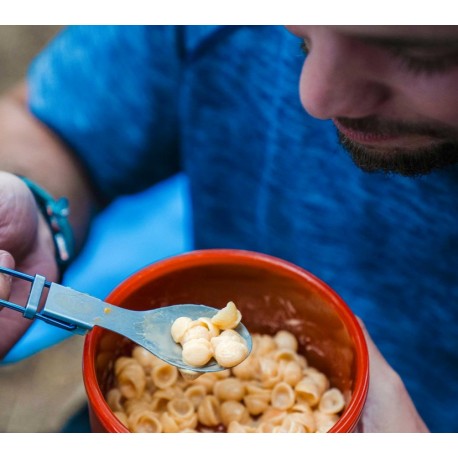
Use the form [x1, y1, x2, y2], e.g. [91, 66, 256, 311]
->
[299, 35, 390, 120]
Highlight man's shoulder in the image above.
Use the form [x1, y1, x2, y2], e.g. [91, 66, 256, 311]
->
[182, 25, 294, 58]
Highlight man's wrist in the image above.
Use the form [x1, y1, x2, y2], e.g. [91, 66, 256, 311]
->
[19, 176, 75, 273]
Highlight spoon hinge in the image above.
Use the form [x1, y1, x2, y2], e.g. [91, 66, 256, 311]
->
[0, 266, 79, 332]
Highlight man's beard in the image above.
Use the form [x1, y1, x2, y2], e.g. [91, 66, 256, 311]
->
[336, 116, 458, 177]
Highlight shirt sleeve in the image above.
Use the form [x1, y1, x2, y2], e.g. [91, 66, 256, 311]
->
[27, 25, 183, 201]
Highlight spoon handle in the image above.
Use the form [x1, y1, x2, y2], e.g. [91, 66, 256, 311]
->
[44, 282, 142, 337]
[0, 266, 140, 336]
[0, 266, 77, 331]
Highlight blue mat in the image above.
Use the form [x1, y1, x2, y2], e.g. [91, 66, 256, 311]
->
[3, 173, 193, 363]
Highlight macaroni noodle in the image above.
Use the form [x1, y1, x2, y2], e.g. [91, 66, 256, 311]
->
[172, 301, 250, 369]
[106, 330, 346, 433]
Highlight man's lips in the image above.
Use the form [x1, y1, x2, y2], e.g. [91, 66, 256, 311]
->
[333, 119, 440, 149]
[333, 119, 400, 145]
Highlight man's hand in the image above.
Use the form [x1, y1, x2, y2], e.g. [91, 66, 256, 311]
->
[0, 82, 95, 359]
[356, 319, 429, 432]
[0, 171, 58, 358]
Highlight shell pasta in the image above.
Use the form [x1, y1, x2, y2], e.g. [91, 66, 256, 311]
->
[172, 302, 249, 369]
[106, 330, 346, 433]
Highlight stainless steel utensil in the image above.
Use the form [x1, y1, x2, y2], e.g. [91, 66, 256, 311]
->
[0, 266, 252, 372]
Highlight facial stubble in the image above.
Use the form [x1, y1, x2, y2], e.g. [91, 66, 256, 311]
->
[337, 131, 458, 177]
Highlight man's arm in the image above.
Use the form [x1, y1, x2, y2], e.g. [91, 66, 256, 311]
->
[0, 81, 96, 358]
[0, 81, 95, 247]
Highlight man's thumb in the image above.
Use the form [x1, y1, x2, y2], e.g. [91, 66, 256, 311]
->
[0, 250, 15, 302]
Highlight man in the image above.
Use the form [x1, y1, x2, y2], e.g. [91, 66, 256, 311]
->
[0, 25, 456, 432]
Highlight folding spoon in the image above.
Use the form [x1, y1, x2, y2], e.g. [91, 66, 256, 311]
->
[0, 266, 252, 372]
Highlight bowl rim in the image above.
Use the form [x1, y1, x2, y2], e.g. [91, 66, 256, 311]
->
[83, 248, 369, 433]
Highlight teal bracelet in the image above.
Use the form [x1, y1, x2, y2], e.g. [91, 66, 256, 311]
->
[19, 176, 75, 273]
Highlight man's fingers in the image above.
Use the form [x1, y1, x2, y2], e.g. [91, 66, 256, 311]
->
[0, 250, 15, 303]
[355, 316, 429, 432]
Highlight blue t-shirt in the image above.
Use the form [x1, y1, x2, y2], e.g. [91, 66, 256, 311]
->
[28, 25, 458, 432]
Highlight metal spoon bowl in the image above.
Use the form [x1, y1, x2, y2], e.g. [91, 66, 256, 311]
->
[136, 303, 252, 372]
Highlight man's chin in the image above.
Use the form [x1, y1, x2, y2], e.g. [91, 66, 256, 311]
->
[338, 132, 458, 177]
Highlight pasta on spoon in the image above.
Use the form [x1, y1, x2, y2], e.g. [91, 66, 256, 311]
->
[171, 301, 250, 372]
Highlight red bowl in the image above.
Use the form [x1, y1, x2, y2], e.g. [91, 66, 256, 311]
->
[83, 249, 369, 433]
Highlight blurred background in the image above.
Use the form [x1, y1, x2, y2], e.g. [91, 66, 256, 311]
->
[0, 26, 61, 92]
